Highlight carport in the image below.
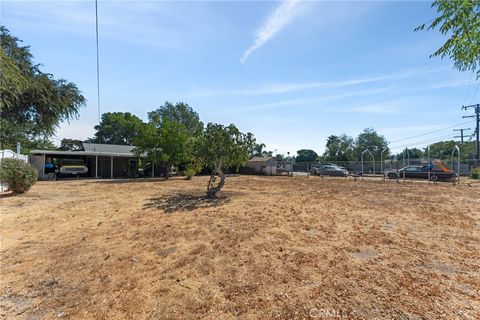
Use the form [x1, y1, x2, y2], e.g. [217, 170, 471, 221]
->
[30, 143, 140, 179]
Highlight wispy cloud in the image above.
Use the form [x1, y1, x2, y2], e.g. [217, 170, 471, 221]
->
[219, 86, 393, 113]
[3, 1, 211, 49]
[240, 0, 303, 64]
[188, 66, 449, 97]
[336, 100, 410, 115]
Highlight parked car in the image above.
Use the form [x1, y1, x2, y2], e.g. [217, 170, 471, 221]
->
[58, 159, 88, 177]
[384, 165, 458, 182]
[311, 164, 348, 177]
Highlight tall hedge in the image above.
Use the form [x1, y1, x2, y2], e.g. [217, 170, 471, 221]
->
[0, 158, 37, 193]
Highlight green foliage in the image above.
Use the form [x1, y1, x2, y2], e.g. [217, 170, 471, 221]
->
[199, 123, 255, 172]
[0, 158, 37, 194]
[183, 168, 196, 180]
[354, 128, 389, 161]
[427, 140, 475, 160]
[471, 167, 480, 179]
[89, 112, 145, 145]
[0, 26, 86, 150]
[132, 122, 163, 165]
[322, 134, 355, 161]
[296, 149, 318, 162]
[198, 123, 255, 196]
[133, 102, 203, 176]
[416, 0, 480, 78]
[252, 143, 269, 157]
[148, 101, 203, 136]
[58, 138, 84, 151]
[157, 119, 190, 171]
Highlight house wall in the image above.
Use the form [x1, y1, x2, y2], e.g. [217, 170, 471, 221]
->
[247, 160, 278, 176]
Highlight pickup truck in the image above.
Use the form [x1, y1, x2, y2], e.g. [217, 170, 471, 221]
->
[58, 159, 88, 177]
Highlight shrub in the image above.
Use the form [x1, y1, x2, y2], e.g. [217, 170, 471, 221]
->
[470, 167, 480, 179]
[0, 158, 38, 193]
[184, 168, 196, 180]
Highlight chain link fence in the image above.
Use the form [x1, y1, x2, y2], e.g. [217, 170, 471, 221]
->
[281, 159, 478, 176]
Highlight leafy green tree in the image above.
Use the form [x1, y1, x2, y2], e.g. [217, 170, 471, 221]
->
[295, 149, 318, 162]
[427, 140, 475, 160]
[157, 119, 191, 177]
[58, 138, 84, 151]
[148, 101, 203, 136]
[416, 0, 480, 78]
[322, 134, 355, 161]
[408, 147, 423, 159]
[0, 26, 86, 150]
[133, 103, 203, 177]
[89, 112, 145, 145]
[132, 122, 162, 174]
[354, 128, 389, 161]
[198, 123, 255, 197]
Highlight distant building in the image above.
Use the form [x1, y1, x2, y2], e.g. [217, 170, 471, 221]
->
[247, 156, 277, 175]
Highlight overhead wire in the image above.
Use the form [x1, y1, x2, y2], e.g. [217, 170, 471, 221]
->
[388, 120, 475, 144]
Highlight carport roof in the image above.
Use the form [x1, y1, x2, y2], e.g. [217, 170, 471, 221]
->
[30, 143, 138, 158]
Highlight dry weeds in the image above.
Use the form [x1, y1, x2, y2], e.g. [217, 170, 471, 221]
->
[1, 176, 479, 319]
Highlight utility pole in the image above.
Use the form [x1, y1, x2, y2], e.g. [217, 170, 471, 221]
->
[462, 104, 480, 166]
[453, 128, 471, 143]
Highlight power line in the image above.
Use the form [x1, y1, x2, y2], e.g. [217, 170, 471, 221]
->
[95, 0, 101, 126]
[462, 103, 480, 165]
[453, 128, 471, 143]
[390, 134, 456, 151]
[388, 120, 474, 145]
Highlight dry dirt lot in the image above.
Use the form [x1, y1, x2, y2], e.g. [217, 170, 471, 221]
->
[1, 176, 479, 320]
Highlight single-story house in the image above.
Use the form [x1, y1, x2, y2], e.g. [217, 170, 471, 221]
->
[247, 156, 277, 176]
[30, 143, 145, 179]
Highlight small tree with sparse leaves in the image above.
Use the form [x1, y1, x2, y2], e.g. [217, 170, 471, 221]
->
[198, 123, 255, 197]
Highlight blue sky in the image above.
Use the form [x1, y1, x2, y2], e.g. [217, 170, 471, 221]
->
[2, 0, 479, 154]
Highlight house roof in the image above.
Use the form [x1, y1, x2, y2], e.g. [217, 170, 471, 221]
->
[82, 143, 135, 154]
[248, 156, 277, 164]
[30, 143, 137, 158]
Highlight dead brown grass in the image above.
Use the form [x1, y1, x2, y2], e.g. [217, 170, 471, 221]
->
[1, 176, 479, 319]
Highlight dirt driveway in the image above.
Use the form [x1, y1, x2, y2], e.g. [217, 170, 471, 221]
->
[1, 176, 479, 319]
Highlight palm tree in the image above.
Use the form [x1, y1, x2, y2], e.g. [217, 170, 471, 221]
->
[252, 143, 266, 156]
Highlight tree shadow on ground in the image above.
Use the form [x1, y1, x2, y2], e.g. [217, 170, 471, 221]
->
[143, 192, 230, 213]
[94, 177, 170, 184]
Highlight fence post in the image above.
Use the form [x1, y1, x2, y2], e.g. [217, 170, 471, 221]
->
[381, 148, 388, 180]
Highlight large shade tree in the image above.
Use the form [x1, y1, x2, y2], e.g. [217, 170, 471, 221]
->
[89, 112, 145, 145]
[0, 26, 86, 151]
[354, 128, 389, 161]
[322, 134, 355, 161]
[427, 140, 476, 160]
[148, 101, 203, 136]
[295, 149, 318, 162]
[416, 0, 480, 78]
[133, 102, 203, 177]
[198, 123, 255, 197]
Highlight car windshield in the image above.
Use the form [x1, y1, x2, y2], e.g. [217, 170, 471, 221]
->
[63, 159, 84, 165]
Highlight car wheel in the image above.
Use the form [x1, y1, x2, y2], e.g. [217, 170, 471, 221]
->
[430, 175, 439, 181]
[387, 173, 397, 179]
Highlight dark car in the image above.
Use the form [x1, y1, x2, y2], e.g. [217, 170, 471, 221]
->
[384, 165, 458, 182]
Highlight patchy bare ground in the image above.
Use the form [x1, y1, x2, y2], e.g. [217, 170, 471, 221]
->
[0, 176, 479, 319]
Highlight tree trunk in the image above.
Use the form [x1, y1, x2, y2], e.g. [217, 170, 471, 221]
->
[206, 164, 225, 198]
